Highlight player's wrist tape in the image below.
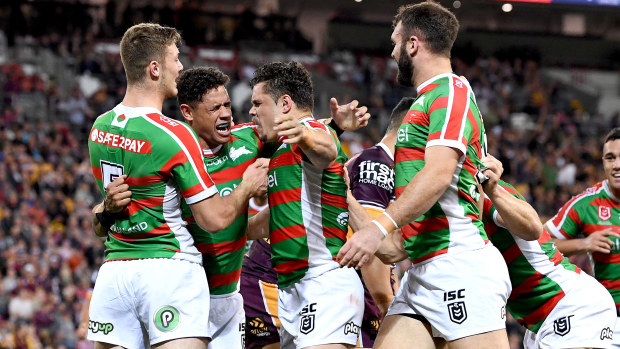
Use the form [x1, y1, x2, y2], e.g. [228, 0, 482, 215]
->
[371, 220, 389, 237]
[382, 211, 399, 230]
[327, 119, 345, 137]
[96, 208, 116, 229]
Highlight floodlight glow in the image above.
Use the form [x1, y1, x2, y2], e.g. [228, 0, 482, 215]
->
[502, 3, 514, 11]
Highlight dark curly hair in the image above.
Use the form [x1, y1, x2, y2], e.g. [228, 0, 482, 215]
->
[249, 61, 314, 112]
[177, 66, 230, 108]
[392, 1, 459, 58]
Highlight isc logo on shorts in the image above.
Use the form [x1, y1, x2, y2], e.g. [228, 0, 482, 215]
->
[553, 315, 573, 336]
[444, 289, 467, 324]
[299, 303, 317, 335]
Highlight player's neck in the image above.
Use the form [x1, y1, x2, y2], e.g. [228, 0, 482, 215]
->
[380, 132, 396, 156]
[122, 84, 165, 111]
[413, 56, 452, 90]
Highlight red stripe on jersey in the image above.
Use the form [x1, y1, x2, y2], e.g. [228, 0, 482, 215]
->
[403, 110, 429, 126]
[462, 156, 478, 179]
[126, 196, 164, 216]
[601, 280, 620, 290]
[411, 248, 448, 264]
[466, 109, 481, 155]
[517, 290, 565, 328]
[196, 236, 247, 255]
[583, 224, 620, 235]
[509, 272, 543, 300]
[458, 189, 478, 206]
[440, 77, 469, 142]
[182, 183, 207, 199]
[401, 216, 449, 239]
[395, 185, 405, 198]
[145, 112, 212, 183]
[208, 269, 242, 287]
[549, 250, 565, 266]
[538, 230, 553, 244]
[502, 243, 523, 265]
[501, 183, 523, 200]
[92, 165, 102, 181]
[270, 188, 302, 206]
[305, 119, 329, 132]
[209, 159, 254, 183]
[418, 83, 440, 95]
[125, 175, 163, 187]
[270, 149, 300, 168]
[483, 198, 494, 223]
[484, 222, 499, 238]
[159, 150, 188, 175]
[593, 252, 620, 264]
[428, 96, 448, 117]
[323, 226, 346, 240]
[550, 186, 602, 228]
[109, 222, 171, 241]
[270, 224, 306, 245]
[274, 258, 309, 274]
[590, 197, 620, 208]
[394, 146, 425, 163]
[321, 192, 347, 209]
[325, 162, 345, 176]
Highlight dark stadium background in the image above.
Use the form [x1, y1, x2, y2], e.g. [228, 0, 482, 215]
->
[0, 0, 619, 347]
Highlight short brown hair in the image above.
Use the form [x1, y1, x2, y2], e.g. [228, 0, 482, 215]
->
[250, 62, 314, 112]
[120, 23, 181, 85]
[393, 1, 459, 57]
[604, 127, 620, 144]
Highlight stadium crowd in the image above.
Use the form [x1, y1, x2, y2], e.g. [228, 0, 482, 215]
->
[0, 1, 619, 348]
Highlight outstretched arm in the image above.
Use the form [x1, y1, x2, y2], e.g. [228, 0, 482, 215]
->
[548, 227, 619, 256]
[481, 155, 542, 241]
[276, 114, 337, 169]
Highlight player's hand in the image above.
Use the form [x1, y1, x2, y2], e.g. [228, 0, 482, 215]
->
[337, 222, 385, 268]
[343, 166, 351, 189]
[584, 228, 620, 254]
[275, 113, 305, 144]
[330, 97, 370, 131]
[104, 175, 131, 213]
[480, 155, 503, 196]
[240, 158, 269, 197]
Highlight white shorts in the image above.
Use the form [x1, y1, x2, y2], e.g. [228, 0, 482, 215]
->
[386, 244, 511, 341]
[88, 259, 210, 348]
[614, 316, 620, 348]
[278, 266, 364, 349]
[523, 272, 616, 349]
[208, 292, 245, 349]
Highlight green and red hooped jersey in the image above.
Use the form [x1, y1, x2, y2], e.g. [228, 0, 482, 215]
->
[394, 73, 488, 264]
[268, 118, 349, 288]
[181, 123, 263, 295]
[88, 104, 218, 264]
[484, 180, 580, 333]
[546, 180, 620, 310]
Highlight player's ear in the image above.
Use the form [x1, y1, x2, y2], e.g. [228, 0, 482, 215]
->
[149, 60, 160, 79]
[281, 95, 293, 113]
[179, 104, 193, 123]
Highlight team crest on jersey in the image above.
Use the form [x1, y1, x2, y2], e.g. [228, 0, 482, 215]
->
[230, 146, 252, 161]
[553, 315, 573, 336]
[599, 206, 611, 221]
[454, 79, 464, 89]
[299, 303, 316, 335]
[447, 302, 467, 324]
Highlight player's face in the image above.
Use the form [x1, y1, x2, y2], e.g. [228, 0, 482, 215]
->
[159, 43, 183, 98]
[602, 139, 620, 195]
[391, 22, 414, 87]
[191, 85, 233, 149]
[250, 82, 279, 143]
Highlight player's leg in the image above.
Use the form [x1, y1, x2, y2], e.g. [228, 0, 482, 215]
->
[240, 275, 281, 349]
[139, 259, 211, 348]
[94, 343, 124, 349]
[374, 314, 440, 349]
[153, 338, 208, 349]
[446, 329, 509, 349]
[208, 293, 245, 349]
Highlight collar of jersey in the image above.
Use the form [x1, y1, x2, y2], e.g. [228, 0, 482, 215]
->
[416, 72, 457, 93]
[114, 104, 162, 118]
[377, 142, 394, 161]
[203, 144, 222, 157]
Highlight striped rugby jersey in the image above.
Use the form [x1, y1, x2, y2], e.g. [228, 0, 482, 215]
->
[395, 73, 488, 264]
[181, 123, 263, 295]
[88, 104, 217, 263]
[268, 118, 349, 288]
[484, 180, 580, 333]
[546, 180, 620, 310]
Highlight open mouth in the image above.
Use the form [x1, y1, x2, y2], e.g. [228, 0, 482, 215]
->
[215, 122, 231, 137]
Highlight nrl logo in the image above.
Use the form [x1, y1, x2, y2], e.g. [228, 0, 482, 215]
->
[230, 146, 252, 161]
[599, 206, 611, 221]
[447, 302, 467, 324]
[553, 315, 573, 336]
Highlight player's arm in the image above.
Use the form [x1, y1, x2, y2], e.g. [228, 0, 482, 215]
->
[276, 115, 337, 169]
[323, 97, 371, 133]
[481, 155, 542, 241]
[190, 159, 269, 232]
[547, 225, 619, 256]
[338, 145, 458, 268]
[247, 206, 270, 240]
[92, 175, 132, 237]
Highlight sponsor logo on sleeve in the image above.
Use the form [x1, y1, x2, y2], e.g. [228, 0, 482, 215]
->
[90, 128, 151, 154]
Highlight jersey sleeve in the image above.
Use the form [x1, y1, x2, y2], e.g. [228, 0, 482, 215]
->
[426, 75, 471, 155]
[163, 121, 218, 205]
[484, 181, 525, 229]
[546, 197, 583, 240]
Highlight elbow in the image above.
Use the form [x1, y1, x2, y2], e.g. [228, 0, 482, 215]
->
[521, 223, 543, 241]
[195, 213, 226, 233]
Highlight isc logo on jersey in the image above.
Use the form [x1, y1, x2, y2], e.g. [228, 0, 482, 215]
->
[358, 160, 394, 191]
